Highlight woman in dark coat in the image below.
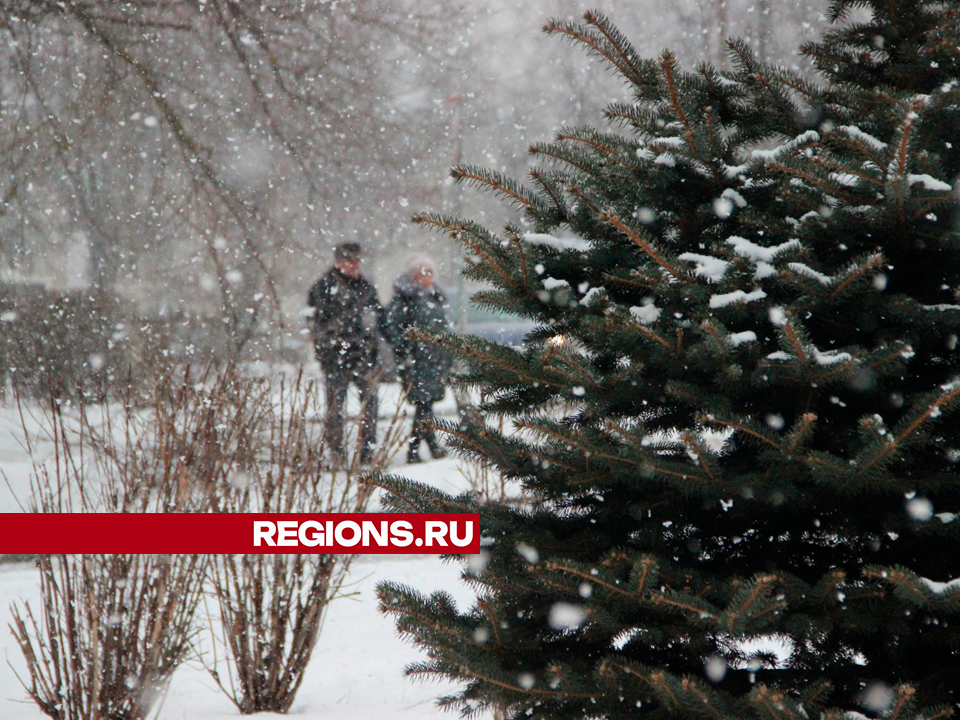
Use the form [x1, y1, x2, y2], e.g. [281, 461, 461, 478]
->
[384, 257, 452, 463]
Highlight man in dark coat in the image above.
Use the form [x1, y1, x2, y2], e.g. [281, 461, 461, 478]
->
[307, 242, 383, 464]
[384, 256, 452, 463]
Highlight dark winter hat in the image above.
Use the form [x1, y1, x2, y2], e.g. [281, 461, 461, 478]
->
[334, 242, 363, 260]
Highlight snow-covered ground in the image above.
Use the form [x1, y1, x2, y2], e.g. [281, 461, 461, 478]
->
[0, 381, 488, 719]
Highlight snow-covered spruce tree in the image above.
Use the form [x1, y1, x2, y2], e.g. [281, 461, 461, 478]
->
[377, 4, 960, 718]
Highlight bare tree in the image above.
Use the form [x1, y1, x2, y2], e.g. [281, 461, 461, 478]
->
[0, 0, 460, 354]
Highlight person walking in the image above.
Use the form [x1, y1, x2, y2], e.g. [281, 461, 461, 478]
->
[384, 256, 452, 464]
[306, 242, 383, 465]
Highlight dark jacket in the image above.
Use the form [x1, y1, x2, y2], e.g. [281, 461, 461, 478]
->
[384, 274, 452, 404]
[307, 267, 383, 372]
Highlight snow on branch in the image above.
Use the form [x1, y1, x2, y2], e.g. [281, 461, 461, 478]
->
[907, 174, 953, 193]
[709, 289, 767, 309]
[751, 130, 820, 162]
[678, 253, 730, 282]
[836, 125, 888, 152]
[522, 232, 590, 252]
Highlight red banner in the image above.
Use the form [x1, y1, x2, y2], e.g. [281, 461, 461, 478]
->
[0, 513, 481, 554]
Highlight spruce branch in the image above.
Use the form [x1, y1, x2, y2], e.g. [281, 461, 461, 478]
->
[799, 680, 834, 712]
[475, 600, 504, 651]
[529, 141, 606, 177]
[649, 591, 719, 623]
[600, 211, 690, 282]
[748, 684, 808, 720]
[828, 253, 885, 298]
[603, 102, 648, 128]
[659, 51, 691, 132]
[377, 585, 484, 651]
[785, 413, 818, 457]
[527, 168, 569, 218]
[554, 127, 619, 155]
[780, 318, 811, 367]
[679, 433, 720, 482]
[543, 11, 651, 89]
[831, 126, 890, 166]
[699, 321, 733, 360]
[810, 569, 846, 606]
[897, 106, 918, 178]
[810, 153, 885, 189]
[505, 232, 532, 294]
[727, 38, 801, 136]
[450, 165, 541, 212]
[581, 10, 646, 87]
[768, 160, 863, 203]
[719, 574, 783, 632]
[624, 318, 678, 353]
[458, 666, 589, 700]
[698, 414, 781, 452]
[602, 269, 663, 291]
[445, 227, 520, 292]
[858, 381, 960, 472]
[658, 50, 724, 185]
[512, 420, 593, 454]
[630, 556, 657, 597]
[888, 686, 918, 720]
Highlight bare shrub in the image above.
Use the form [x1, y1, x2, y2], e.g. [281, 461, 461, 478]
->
[11, 553, 206, 720]
[8, 366, 267, 720]
[0, 285, 129, 402]
[10, 365, 272, 514]
[205, 372, 408, 714]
